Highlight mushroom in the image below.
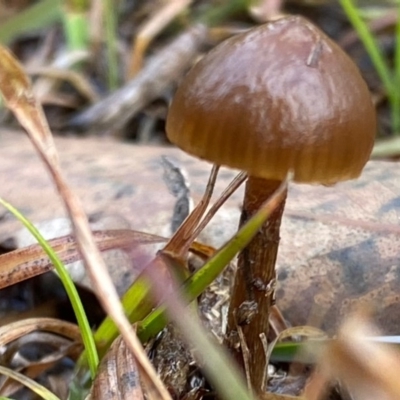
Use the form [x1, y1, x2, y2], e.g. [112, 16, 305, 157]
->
[166, 16, 376, 392]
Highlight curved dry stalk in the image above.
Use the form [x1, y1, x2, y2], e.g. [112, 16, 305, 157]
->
[0, 44, 172, 400]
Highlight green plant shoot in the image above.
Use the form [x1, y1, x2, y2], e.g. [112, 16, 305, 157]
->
[0, 198, 99, 379]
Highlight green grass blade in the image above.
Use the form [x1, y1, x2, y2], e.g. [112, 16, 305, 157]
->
[62, 1, 89, 52]
[92, 177, 285, 354]
[73, 178, 287, 393]
[138, 179, 288, 341]
[73, 273, 154, 390]
[88, 253, 191, 362]
[197, 0, 250, 27]
[65, 0, 88, 11]
[339, 0, 393, 95]
[270, 336, 400, 363]
[0, 198, 99, 379]
[62, 11, 89, 52]
[93, 275, 153, 358]
[0, 0, 62, 44]
[103, 0, 119, 90]
[339, 0, 399, 133]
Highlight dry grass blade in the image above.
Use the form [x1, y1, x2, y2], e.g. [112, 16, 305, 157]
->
[164, 165, 219, 256]
[27, 65, 101, 104]
[0, 229, 167, 289]
[142, 179, 290, 400]
[0, 45, 171, 399]
[305, 312, 400, 400]
[0, 365, 60, 400]
[189, 171, 247, 242]
[0, 318, 81, 347]
[0, 319, 81, 397]
[1, 330, 82, 397]
[0, 46, 57, 164]
[89, 335, 144, 400]
[128, 0, 193, 77]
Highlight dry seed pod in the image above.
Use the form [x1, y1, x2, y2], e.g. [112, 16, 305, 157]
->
[166, 16, 375, 184]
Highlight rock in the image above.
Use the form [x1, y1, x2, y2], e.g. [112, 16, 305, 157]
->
[1, 130, 400, 334]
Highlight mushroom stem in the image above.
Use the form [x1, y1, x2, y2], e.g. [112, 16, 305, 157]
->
[226, 176, 287, 393]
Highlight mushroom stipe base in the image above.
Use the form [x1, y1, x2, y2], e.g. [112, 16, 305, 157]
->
[226, 176, 287, 392]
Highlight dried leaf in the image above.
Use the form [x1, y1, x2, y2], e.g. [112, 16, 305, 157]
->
[89, 336, 144, 400]
[305, 312, 400, 400]
[0, 318, 81, 347]
[0, 229, 167, 289]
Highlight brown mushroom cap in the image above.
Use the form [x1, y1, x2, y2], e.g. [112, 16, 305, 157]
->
[166, 16, 376, 184]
